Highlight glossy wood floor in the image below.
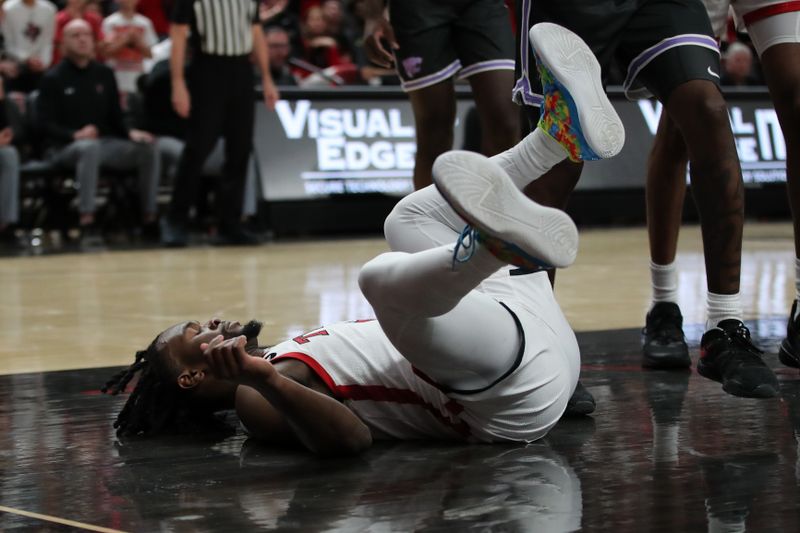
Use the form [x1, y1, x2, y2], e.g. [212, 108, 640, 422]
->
[1, 222, 799, 531]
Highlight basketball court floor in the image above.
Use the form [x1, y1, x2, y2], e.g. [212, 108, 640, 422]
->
[1, 222, 798, 531]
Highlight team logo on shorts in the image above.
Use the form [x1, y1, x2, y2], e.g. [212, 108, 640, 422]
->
[402, 57, 423, 78]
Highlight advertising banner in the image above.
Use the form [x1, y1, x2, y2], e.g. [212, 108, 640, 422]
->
[253, 92, 786, 201]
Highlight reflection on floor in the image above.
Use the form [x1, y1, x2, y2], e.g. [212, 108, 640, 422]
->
[2, 222, 799, 530]
[1, 325, 798, 532]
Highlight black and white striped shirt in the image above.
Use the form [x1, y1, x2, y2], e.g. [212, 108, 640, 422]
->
[172, 0, 258, 57]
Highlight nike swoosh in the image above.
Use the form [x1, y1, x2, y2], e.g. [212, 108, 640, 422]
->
[707, 66, 720, 79]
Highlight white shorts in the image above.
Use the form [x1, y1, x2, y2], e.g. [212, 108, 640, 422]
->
[704, 0, 800, 54]
[748, 9, 800, 55]
[452, 279, 581, 443]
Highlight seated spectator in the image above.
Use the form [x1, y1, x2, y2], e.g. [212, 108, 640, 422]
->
[38, 19, 159, 248]
[721, 42, 760, 87]
[53, 0, 104, 65]
[0, 77, 22, 250]
[264, 26, 297, 86]
[320, 0, 356, 61]
[102, 0, 157, 94]
[260, 0, 302, 53]
[136, 0, 171, 39]
[1, 0, 56, 92]
[300, 5, 343, 71]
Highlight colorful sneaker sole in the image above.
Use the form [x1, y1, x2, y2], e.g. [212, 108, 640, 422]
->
[530, 22, 625, 161]
[433, 150, 578, 269]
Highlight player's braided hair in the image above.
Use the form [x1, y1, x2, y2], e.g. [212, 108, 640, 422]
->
[102, 336, 232, 438]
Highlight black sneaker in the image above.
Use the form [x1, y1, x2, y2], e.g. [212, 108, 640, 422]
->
[214, 225, 261, 246]
[642, 302, 691, 369]
[779, 300, 800, 369]
[697, 319, 779, 398]
[79, 224, 106, 251]
[562, 381, 595, 417]
[160, 217, 188, 248]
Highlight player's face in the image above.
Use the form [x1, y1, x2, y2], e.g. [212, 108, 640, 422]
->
[63, 24, 95, 59]
[157, 318, 263, 401]
[159, 318, 262, 366]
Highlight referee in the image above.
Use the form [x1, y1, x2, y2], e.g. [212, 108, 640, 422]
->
[161, 0, 279, 247]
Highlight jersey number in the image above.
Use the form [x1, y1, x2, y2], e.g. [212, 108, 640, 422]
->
[292, 329, 329, 344]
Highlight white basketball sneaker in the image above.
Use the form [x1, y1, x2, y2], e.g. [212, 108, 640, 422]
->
[530, 22, 625, 161]
[433, 150, 578, 269]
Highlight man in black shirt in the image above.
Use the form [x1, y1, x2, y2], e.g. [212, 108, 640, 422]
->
[265, 25, 297, 86]
[39, 18, 160, 247]
[161, 0, 279, 247]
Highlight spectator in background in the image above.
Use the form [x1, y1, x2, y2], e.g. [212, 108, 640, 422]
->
[39, 19, 159, 248]
[102, 0, 157, 94]
[300, 5, 343, 71]
[1, 0, 56, 92]
[320, 0, 356, 61]
[721, 41, 760, 86]
[137, 0, 172, 39]
[0, 77, 22, 249]
[264, 25, 296, 85]
[53, 0, 104, 64]
[161, 0, 279, 247]
[259, 0, 301, 52]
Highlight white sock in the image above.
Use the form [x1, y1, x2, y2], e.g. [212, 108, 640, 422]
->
[794, 257, 800, 303]
[706, 292, 742, 331]
[650, 260, 678, 305]
[489, 128, 567, 189]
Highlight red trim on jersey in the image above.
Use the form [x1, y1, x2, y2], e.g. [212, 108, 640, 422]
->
[271, 352, 472, 438]
[743, 1, 800, 26]
[337, 384, 472, 438]
[272, 352, 339, 396]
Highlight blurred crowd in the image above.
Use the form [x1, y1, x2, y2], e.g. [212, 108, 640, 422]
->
[0, 0, 770, 252]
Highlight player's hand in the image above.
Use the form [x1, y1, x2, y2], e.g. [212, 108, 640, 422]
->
[172, 80, 191, 118]
[363, 16, 398, 68]
[262, 75, 279, 110]
[201, 335, 276, 387]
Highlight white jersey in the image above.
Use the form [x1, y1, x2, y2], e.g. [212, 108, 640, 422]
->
[265, 276, 580, 445]
[704, 0, 797, 34]
[267, 319, 472, 441]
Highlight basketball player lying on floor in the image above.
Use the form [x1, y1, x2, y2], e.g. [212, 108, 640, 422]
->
[104, 24, 625, 455]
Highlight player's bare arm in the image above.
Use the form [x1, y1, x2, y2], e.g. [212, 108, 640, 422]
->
[203, 336, 373, 456]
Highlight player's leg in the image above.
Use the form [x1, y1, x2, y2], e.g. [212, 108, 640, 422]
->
[467, 70, 520, 157]
[452, 0, 520, 157]
[386, 22, 624, 257]
[747, 9, 800, 369]
[623, 0, 778, 397]
[408, 83, 457, 190]
[642, 112, 691, 369]
[389, 0, 460, 190]
[359, 152, 577, 392]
